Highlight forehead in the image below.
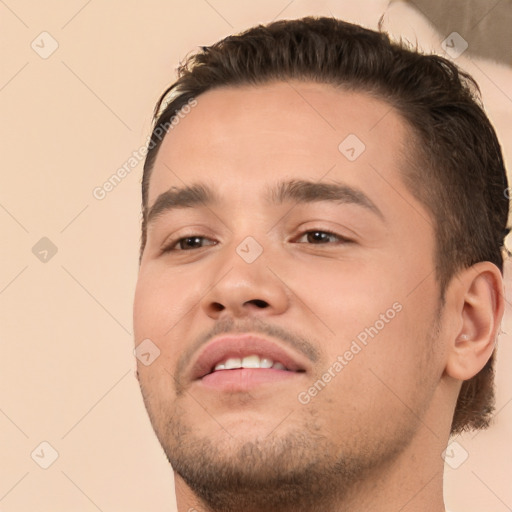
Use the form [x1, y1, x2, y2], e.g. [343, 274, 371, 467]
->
[148, 81, 411, 212]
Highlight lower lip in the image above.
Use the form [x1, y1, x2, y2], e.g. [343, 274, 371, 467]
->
[200, 368, 300, 391]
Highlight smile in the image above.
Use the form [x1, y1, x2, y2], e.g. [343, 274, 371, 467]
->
[212, 354, 289, 372]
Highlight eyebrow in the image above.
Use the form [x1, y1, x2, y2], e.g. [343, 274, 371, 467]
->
[146, 179, 385, 225]
[268, 179, 384, 220]
[146, 183, 218, 225]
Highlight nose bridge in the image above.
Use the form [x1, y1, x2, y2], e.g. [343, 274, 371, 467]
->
[217, 231, 269, 292]
[200, 225, 289, 317]
[218, 201, 271, 267]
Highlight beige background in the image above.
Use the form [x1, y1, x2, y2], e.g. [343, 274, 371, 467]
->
[1, 1, 511, 511]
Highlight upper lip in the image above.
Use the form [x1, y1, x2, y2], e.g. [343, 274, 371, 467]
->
[189, 333, 310, 381]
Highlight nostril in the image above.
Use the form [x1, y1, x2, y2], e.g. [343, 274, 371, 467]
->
[249, 299, 268, 308]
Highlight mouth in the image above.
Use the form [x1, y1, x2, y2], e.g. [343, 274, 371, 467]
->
[210, 354, 295, 372]
[190, 334, 309, 391]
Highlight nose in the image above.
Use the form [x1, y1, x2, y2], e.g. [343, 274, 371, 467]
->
[199, 238, 290, 320]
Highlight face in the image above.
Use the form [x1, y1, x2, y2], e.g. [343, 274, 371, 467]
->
[133, 81, 446, 510]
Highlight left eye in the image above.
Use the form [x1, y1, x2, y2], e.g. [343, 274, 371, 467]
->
[295, 230, 349, 244]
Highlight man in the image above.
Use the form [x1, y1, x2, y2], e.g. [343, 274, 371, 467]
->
[133, 16, 509, 512]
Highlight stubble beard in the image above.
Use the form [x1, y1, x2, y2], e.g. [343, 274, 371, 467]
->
[137, 314, 441, 512]
[141, 393, 416, 512]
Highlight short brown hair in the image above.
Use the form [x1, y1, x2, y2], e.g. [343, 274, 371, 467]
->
[140, 16, 509, 434]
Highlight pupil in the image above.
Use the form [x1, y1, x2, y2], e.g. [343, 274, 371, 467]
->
[185, 237, 201, 248]
[310, 231, 328, 243]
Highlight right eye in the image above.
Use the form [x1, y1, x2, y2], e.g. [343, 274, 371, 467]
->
[162, 235, 218, 252]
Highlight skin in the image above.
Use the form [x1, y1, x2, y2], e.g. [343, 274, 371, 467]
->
[133, 81, 504, 512]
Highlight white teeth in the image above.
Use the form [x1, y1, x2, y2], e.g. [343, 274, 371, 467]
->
[224, 357, 242, 370]
[260, 358, 273, 369]
[241, 355, 260, 368]
[213, 354, 289, 371]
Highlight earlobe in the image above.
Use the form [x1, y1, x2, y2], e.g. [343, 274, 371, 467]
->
[445, 262, 504, 381]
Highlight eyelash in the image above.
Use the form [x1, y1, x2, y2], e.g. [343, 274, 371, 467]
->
[161, 229, 352, 252]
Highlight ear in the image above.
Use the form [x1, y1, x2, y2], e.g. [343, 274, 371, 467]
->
[445, 261, 505, 380]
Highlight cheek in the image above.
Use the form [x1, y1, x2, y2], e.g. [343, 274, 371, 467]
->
[282, 254, 404, 339]
[289, 253, 441, 398]
[331, 292, 439, 420]
[302, 305, 439, 442]
[133, 272, 189, 421]
[133, 267, 203, 393]
[134, 266, 198, 340]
